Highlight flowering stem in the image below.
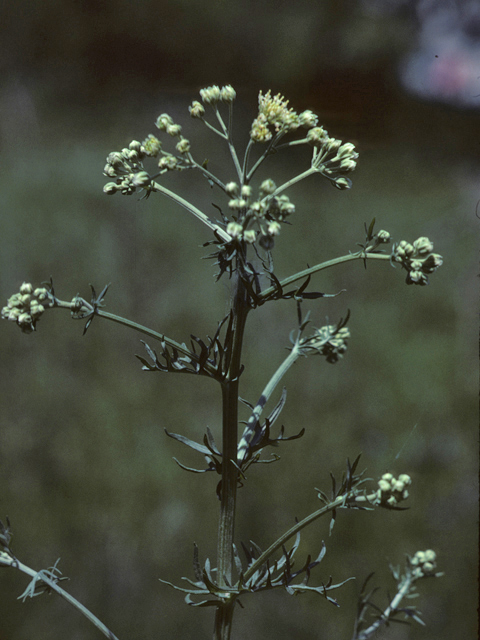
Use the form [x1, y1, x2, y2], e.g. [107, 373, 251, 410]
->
[4, 557, 119, 640]
[151, 181, 231, 241]
[53, 301, 219, 379]
[258, 251, 390, 300]
[245, 130, 286, 183]
[237, 344, 301, 463]
[354, 574, 415, 640]
[271, 166, 317, 197]
[214, 107, 243, 181]
[186, 155, 227, 191]
[242, 491, 378, 584]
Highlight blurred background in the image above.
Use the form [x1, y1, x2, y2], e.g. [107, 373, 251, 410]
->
[0, 1, 478, 639]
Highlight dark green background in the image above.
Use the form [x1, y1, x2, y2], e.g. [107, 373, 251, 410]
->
[0, 2, 477, 639]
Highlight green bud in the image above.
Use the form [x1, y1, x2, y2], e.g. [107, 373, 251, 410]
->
[20, 282, 33, 295]
[241, 185, 252, 199]
[226, 222, 243, 238]
[259, 179, 276, 196]
[306, 127, 329, 145]
[176, 138, 191, 154]
[220, 85, 236, 103]
[298, 110, 318, 128]
[166, 123, 182, 137]
[200, 85, 222, 105]
[142, 135, 162, 157]
[376, 230, 391, 243]
[413, 236, 434, 255]
[155, 113, 174, 131]
[333, 177, 352, 190]
[132, 172, 151, 187]
[189, 101, 205, 118]
[103, 182, 119, 195]
[129, 140, 143, 153]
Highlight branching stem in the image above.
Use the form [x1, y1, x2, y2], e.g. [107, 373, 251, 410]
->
[259, 251, 390, 300]
[4, 557, 119, 640]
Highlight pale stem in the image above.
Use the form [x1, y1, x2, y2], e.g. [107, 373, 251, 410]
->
[7, 558, 119, 640]
[242, 491, 378, 584]
[354, 575, 414, 640]
[237, 344, 301, 463]
[151, 181, 231, 242]
[185, 155, 227, 191]
[214, 107, 243, 181]
[245, 130, 287, 183]
[258, 252, 391, 300]
[270, 166, 317, 198]
[53, 301, 219, 379]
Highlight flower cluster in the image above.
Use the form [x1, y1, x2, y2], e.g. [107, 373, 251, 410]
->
[299, 324, 351, 363]
[224, 179, 295, 249]
[375, 473, 412, 507]
[1, 282, 54, 333]
[408, 549, 438, 578]
[307, 127, 359, 190]
[391, 237, 443, 285]
[195, 84, 237, 107]
[103, 140, 154, 196]
[103, 116, 192, 196]
[250, 90, 318, 142]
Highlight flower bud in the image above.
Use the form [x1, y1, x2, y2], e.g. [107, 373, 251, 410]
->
[155, 113, 174, 131]
[103, 182, 119, 195]
[259, 179, 276, 196]
[131, 172, 151, 187]
[241, 185, 252, 199]
[337, 142, 356, 157]
[7, 309, 21, 321]
[189, 101, 205, 118]
[220, 85, 236, 103]
[267, 221, 281, 236]
[376, 230, 391, 243]
[166, 123, 182, 137]
[200, 85, 222, 105]
[158, 155, 178, 170]
[176, 138, 191, 154]
[142, 135, 162, 157]
[226, 222, 243, 238]
[378, 479, 391, 492]
[298, 110, 318, 128]
[243, 229, 256, 243]
[306, 127, 329, 145]
[20, 282, 33, 295]
[413, 236, 434, 255]
[333, 177, 352, 190]
[129, 140, 143, 153]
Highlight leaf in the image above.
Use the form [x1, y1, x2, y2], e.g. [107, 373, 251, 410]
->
[164, 429, 211, 455]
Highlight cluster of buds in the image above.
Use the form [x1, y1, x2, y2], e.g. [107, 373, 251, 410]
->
[103, 117, 192, 196]
[375, 473, 412, 507]
[299, 324, 351, 363]
[307, 127, 359, 190]
[408, 549, 438, 578]
[225, 179, 295, 249]
[250, 90, 318, 142]
[103, 140, 153, 196]
[1, 282, 54, 333]
[391, 237, 443, 285]
[191, 84, 236, 109]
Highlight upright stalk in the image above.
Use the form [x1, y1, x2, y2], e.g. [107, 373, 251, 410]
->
[214, 259, 250, 640]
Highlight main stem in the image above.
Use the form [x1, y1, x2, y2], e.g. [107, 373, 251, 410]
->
[214, 262, 250, 640]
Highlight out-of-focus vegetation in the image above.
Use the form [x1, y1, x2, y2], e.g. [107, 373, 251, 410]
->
[0, 2, 477, 639]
